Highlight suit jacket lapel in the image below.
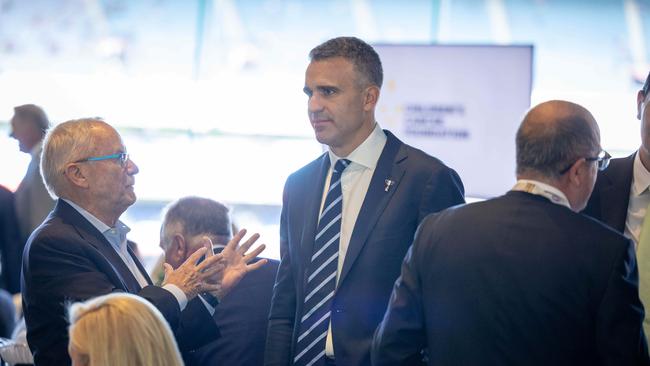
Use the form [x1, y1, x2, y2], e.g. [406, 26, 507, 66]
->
[56, 200, 141, 292]
[300, 154, 331, 268]
[128, 243, 153, 286]
[338, 132, 405, 284]
[600, 153, 635, 232]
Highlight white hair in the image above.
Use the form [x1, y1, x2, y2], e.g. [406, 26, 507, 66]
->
[40, 118, 109, 199]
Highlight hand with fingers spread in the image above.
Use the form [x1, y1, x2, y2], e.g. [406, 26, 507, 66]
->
[162, 246, 225, 300]
[206, 229, 268, 300]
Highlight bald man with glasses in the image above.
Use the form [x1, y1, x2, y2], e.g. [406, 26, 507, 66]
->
[21, 118, 267, 366]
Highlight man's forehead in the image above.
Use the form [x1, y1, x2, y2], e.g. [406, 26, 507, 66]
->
[306, 58, 356, 84]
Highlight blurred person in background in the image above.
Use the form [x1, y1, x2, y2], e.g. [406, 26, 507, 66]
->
[10, 105, 55, 241]
[7, 105, 54, 294]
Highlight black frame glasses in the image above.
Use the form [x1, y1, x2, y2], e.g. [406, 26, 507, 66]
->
[75, 152, 129, 167]
[559, 150, 611, 175]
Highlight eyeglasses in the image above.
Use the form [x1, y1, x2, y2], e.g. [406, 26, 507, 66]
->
[75, 153, 129, 167]
[586, 150, 611, 171]
[559, 150, 611, 175]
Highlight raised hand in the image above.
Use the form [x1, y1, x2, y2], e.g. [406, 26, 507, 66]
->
[162, 246, 225, 300]
[206, 229, 267, 300]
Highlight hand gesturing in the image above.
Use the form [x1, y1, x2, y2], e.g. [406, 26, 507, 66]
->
[162, 246, 225, 300]
[203, 229, 267, 300]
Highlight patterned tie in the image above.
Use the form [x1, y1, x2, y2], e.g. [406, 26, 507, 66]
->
[294, 159, 350, 366]
[636, 200, 650, 345]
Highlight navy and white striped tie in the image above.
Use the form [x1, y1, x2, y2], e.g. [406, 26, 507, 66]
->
[294, 159, 350, 366]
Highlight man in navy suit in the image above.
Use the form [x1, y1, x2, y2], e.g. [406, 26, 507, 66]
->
[21, 118, 266, 366]
[372, 100, 648, 366]
[584, 70, 650, 345]
[584, 71, 650, 238]
[160, 196, 279, 366]
[264, 36, 465, 366]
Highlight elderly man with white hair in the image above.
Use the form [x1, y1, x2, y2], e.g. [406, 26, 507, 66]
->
[21, 118, 267, 366]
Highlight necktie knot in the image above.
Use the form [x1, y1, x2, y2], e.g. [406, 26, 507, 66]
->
[333, 159, 351, 175]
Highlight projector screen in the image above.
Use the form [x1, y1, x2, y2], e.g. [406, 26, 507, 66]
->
[374, 44, 533, 198]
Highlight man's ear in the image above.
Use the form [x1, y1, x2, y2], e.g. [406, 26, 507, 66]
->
[363, 85, 380, 112]
[566, 158, 589, 188]
[173, 234, 188, 261]
[64, 163, 89, 189]
[637, 90, 646, 120]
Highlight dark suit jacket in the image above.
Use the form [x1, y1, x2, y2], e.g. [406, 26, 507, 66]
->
[265, 131, 465, 366]
[21, 200, 219, 366]
[0, 185, 23, 293]
[372, 191, 649, 366]
[583, 153, 635, 231]
[189, 256, 279, 366]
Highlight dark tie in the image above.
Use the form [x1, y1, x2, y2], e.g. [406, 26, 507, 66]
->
[294, 159, 350, 366]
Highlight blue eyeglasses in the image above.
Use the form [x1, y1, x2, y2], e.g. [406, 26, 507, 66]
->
[75, 153, 129, 167]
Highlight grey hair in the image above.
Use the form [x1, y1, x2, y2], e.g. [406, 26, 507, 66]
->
[516, 101, 599, 179]
[40, 118, 107, 199]
[161, 197, 232, 249]
[309, 36, 383, 88]
[13, 104, 50, 136]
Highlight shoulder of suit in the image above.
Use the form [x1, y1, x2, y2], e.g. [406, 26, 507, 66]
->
[394, 138, 455, 173]
[25, 214, 83, 253]
[597, 154, 635, 182]
[287, 152, 327, 181]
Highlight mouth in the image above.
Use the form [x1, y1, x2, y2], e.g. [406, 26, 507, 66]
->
[311, 118, 333, 129]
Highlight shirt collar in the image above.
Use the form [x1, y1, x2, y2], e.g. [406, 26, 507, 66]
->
[632, 151, 650, 196]
[62, 198, 130, 239]
[512, 179, 571, 209]
[30, 141, 42, 158]
[327, 123, 387, 169]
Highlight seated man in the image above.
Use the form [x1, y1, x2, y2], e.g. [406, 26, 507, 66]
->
[21, 118, 266, 366]
[372, 100, 649, 366]
[160, 196, 279, 366]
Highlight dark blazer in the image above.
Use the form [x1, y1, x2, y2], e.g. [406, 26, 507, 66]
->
[189, 256, 280, 366]
[583, 153, 636, 231]
[372, 191, 649, 366]
[0, 185, 23, 293]
[265, 131, 465, 366]
[21, 200, 219, 366]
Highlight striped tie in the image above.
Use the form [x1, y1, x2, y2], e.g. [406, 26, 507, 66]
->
[294, 159, 350, 366]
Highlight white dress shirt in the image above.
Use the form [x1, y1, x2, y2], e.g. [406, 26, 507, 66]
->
[624, 152, 650, 247]
[320, 123, 387, 357]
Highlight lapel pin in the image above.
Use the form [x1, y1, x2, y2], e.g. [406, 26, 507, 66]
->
[384, 179, 395, 192]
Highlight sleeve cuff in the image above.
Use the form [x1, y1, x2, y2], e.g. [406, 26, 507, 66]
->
[162, 284, 188, 311]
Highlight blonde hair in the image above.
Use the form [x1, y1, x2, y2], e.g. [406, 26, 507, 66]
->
[68, 293, 183, 366]
[40, 118, 108, 199]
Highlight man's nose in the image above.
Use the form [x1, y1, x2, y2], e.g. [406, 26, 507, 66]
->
[307, 95, 324, 114]
[127, 158, 139, 175]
